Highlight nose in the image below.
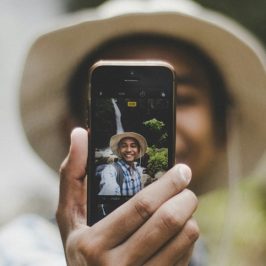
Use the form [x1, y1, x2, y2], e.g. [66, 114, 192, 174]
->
[125, 146, 132, 152]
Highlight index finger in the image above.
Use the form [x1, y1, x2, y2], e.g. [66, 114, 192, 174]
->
[91, 163, 191, 248]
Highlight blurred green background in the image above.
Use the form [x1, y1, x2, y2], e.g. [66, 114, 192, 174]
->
[65, 0, 266, 46]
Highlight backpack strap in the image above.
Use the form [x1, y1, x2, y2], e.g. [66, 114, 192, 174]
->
[112, 162, 124, 196]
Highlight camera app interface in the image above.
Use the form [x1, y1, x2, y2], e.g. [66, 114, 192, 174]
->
[91, 83, 173, 219]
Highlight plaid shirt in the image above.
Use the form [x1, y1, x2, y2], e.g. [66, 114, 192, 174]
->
[99, 160, 142, 196]
[117, 160, 142, 196]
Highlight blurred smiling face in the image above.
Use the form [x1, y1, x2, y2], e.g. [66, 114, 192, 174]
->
[84, 37, 226, 192]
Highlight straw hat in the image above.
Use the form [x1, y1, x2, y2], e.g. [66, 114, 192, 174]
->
[20, 0, 266, 189]
[110, 132, 148, 159]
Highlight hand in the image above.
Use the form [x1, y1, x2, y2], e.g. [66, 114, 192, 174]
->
[56, 127, 199, 266]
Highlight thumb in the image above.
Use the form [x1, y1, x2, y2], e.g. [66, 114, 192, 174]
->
[57, 127, 88, 239]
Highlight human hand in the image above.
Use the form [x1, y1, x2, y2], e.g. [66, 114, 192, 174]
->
[57, 127, 199, 266]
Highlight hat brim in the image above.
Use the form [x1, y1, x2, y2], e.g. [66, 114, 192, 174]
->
[110, 132, 147, 159]
[20, 1, 266, 188]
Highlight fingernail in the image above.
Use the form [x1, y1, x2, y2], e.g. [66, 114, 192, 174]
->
[178, 164, 191, 184]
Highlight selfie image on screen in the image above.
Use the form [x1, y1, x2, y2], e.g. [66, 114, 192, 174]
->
[89, 84, 173, 221]
[92, 95, 170, 197]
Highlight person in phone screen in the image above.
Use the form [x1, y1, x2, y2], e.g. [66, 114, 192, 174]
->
[98, 132, 147, 196]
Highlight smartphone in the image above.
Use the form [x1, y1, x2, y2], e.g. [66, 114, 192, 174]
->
[87, 60, 175, 225]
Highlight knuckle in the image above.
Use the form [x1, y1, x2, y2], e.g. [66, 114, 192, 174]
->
[59, 156, 86, 181]
[159, 205, 184, 230]
[183, 219, 200, 242]
[77, 237, 101, 262]
[134, 195, 154, 221]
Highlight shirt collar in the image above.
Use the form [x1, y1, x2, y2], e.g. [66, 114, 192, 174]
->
[118, 159, 137, 170]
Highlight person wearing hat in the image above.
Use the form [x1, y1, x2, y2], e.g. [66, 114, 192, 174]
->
[1, 0, 266, 265]
[99, 132, 147, 196]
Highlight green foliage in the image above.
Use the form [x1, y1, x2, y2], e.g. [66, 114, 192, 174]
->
[146, 147, 168, 177]
[143, 118, 165, 133]
[143, 118, 167, 147]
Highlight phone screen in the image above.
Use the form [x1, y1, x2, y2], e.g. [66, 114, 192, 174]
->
[88, 61, 175, 225]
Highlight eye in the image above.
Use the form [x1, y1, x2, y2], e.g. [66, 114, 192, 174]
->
[120, 143, 127, 148]
[176, 95, 198, 106]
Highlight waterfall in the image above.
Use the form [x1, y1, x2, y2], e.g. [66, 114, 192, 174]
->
[111, 98, 124, 133]
[95, 98, 124, 159]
